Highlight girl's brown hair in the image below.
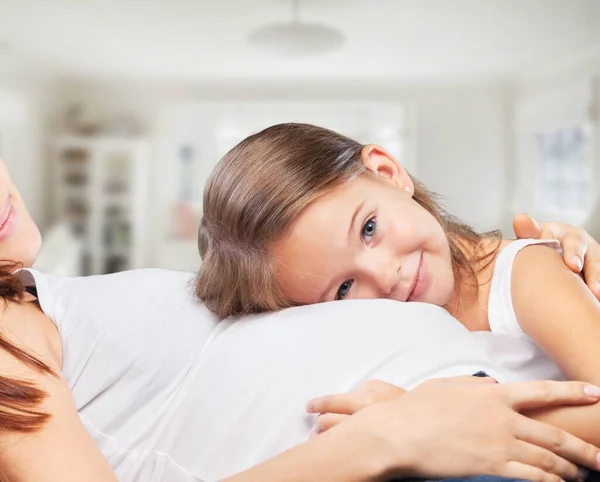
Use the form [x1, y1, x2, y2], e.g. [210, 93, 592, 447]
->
[0, 263, 55, 433]
[196, 123, 500, 319]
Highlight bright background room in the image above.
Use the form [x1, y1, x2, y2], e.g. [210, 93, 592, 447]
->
[0, 0, 598, 276]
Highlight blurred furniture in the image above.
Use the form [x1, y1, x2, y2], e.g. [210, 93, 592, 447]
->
[34, 223, 83, 276]
[52, 136, 150, 275]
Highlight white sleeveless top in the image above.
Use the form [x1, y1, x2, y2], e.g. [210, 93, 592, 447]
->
[20, 268, 506, 481]
[472, 239, 567, 382]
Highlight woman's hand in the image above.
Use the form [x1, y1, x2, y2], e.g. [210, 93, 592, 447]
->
[311, 378, 600, 481]
[513, 214, 600, 299]
[309, 377, 498, 433]
[308, 379, 407, 433]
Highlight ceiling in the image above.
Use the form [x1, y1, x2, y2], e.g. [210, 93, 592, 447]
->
[0, 0, 599, 82]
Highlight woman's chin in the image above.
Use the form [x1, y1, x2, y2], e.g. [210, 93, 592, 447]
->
[4, 223, 42, 268]
[24, 226, 43, 267]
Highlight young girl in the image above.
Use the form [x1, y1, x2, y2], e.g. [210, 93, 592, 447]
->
[196, 122, 600, 446]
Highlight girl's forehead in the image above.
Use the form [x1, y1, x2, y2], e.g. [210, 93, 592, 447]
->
[306, 176, 378, 206]
[272, 230, 347, 304]
[278, 176, 395, 247]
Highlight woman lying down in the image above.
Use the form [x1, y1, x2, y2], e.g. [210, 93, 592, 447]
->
[1, 128, 600, 482]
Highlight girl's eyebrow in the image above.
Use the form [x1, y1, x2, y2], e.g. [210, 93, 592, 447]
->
[318, 289, 330, 303]
[347, 199, 366, 239]
[318, 272, 337, 302]
[318, 198, 367, 302]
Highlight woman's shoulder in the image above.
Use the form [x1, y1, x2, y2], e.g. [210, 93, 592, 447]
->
[25, 268, 202, 306]
[22, 267, 215, 328]
[0, 298, 117, 481]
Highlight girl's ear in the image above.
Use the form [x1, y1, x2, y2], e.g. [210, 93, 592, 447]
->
[360, 144, 414, 195]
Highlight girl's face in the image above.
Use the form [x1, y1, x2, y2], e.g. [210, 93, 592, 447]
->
[0, 159, 41, 267]
[272, 146, 455, 307]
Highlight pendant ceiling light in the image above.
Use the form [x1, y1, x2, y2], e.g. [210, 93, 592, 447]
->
[247, 0, 345, 57]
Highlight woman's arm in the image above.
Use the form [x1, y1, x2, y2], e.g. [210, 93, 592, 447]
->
[0, 377, 118, 482]
[227, 378, 600, 482]
[512, 245, 600, 446]
[223, 426, 391, 482]
[0, 302, 117, 482]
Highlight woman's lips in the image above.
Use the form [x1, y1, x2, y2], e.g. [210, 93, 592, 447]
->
[0, 201, 17, 242]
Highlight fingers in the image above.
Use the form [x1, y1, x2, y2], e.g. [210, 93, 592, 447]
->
[503, 381, 600, 411]
[515, 416, 600, 473]
[503, 460, 569, 482]
[513, 213, 542, 239]
[548, 227, 588, 274]
[306, 393, 362, 415]
[307, 380, 406, 415]
[440, 375, 498, 385]
[357, 379, 407, 400]
[315, 413, 348, 433]
[510, 440, 580, 481]
[538, 222, 563, 240]
[559, 234, 587, 274]
[583, 242, 600, 300]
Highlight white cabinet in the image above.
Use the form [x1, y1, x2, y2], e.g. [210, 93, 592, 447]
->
[52, 136, 150, 274]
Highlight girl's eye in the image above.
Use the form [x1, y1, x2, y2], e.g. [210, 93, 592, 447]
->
[336, 280, 353, 300]
[362, 217, 377, 242]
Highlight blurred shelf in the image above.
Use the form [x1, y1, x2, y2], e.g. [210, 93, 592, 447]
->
[52, 135, 150, 275]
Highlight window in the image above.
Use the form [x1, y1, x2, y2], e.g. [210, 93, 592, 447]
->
[535, 125, 594, 216]
[514, 82, 596, 224]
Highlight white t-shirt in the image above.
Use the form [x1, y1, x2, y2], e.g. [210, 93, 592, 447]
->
[472, 239, 566, 382]
[21, 268, 506, 481]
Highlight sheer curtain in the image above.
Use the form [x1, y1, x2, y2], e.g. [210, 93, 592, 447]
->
[513, 81, 597, 226]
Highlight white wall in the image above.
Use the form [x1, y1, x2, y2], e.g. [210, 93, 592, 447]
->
[414, 88, 510, 232]
[0, 68, 57, 231]
[58, 82, 507, 195]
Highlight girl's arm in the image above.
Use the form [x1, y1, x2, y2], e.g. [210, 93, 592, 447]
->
[512, 245, 600, 446]
[0, 302, 117, 482]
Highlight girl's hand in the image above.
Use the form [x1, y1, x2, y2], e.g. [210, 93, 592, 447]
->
[513, 213, 600, 299]
[324, 378, 600, 482]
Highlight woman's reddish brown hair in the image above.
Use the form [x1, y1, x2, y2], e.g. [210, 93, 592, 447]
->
[0, 263, 55, 433]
